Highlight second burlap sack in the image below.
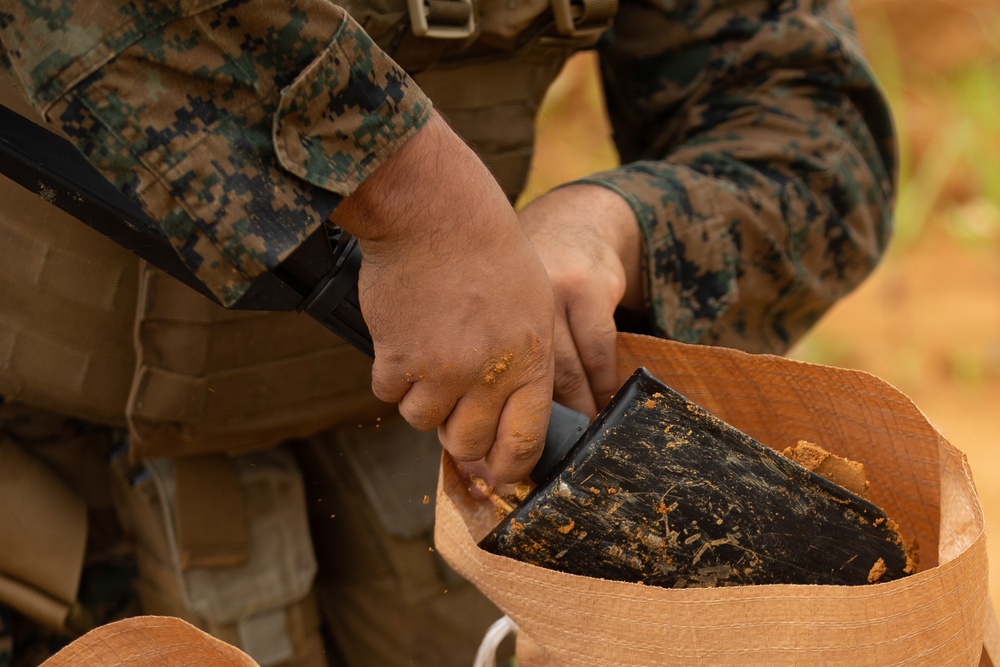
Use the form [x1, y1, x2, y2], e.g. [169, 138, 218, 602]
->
[436, 333, 999, 666]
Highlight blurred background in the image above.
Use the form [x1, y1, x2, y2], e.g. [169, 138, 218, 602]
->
[520, 0, 1000, 607]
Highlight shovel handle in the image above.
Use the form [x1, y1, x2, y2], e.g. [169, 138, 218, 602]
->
[302, 233, 590, 484]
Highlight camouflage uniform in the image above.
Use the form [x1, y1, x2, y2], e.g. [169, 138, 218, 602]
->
[0, 0, 895, 353]
[0, 0, 896, 664]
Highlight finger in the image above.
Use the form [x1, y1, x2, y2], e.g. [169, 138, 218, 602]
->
[437, 392, 502, 463]
[369, 355, 419, 404]
[484, 383, 551, 483]
[452, 458, 496, 495]
[551, 308, 599, 418]
[396, 381, 458, 432]
[566, 304, 620, 411]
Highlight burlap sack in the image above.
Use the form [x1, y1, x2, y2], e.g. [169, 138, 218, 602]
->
[436, 332, 999, 666]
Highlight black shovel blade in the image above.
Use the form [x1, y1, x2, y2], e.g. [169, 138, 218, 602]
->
[478, 367, 913, 588]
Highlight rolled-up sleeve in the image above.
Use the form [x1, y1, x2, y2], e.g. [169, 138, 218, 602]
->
[0, 0, 431, 305]
[576, 0, 896, 354]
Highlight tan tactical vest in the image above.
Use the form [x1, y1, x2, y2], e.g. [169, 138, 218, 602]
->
[0, 0, 613, 459]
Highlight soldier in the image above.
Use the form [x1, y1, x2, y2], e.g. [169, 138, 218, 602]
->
[0, 0, 896, 665]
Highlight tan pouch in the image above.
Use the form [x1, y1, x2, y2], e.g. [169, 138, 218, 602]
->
[0, 71, 139, 427]
[295, 419, 508, 667]
[109, 447, 323, 667]
[126, 262, 392, 459]
[0, 438, 87, 630]
[436, 332, 998, 666]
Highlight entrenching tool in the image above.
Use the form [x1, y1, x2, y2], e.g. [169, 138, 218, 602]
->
[0, 102, 913, 587]
[479, 367, 914, 586]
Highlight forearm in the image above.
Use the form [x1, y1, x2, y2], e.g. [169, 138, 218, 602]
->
[585, 0, 897, 354]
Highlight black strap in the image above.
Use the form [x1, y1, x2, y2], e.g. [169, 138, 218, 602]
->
[0, 102, 588, 473]
[0, 102, 373, 355]
[0, 104, 218, 302]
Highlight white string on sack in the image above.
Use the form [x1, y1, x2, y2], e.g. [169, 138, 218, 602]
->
[472, 615, 518, 667]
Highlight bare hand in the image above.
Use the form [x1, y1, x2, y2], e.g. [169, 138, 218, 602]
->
[329, 111, 556, 483]
[518, 184, 643, 418]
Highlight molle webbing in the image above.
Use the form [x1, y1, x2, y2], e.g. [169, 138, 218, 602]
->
[0, 71, 138, 427]
[126, 263, 392, 460]
[386, 0, 617, 200]
[0, 185, 139, 426]
[173, 455, 250, 569]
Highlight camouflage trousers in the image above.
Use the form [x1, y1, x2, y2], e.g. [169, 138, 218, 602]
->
[0, 401, 508, 667]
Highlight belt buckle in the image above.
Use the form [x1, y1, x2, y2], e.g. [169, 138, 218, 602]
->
[550, 0, 616, 39]
[408, 0, 476, 39]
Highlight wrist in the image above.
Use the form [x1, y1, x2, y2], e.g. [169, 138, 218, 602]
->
[328, 110, 493, 251]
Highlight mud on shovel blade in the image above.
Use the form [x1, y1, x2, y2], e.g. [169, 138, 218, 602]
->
[479, 367, 913, 588]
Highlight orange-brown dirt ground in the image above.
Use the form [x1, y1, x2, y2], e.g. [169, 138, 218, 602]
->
[522, 0, 1000, 612]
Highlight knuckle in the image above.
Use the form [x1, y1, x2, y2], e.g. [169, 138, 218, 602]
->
[554, 366, 588, 396]
[502, 435, 543, 465]
[581, 342, 615, 375]
[552, 270, 590, 299]
[442, 435, 489, 462]
[439, 420, 492, 462]
[400, 413, 437, 433]
[369, 377, 397, 403]
[591, 315, 619, 340]
[398, 397, 445, 432]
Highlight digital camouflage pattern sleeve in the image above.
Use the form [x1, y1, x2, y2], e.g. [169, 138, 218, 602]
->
[0, 0, 431, 305]
[579, 0, 897, 354]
